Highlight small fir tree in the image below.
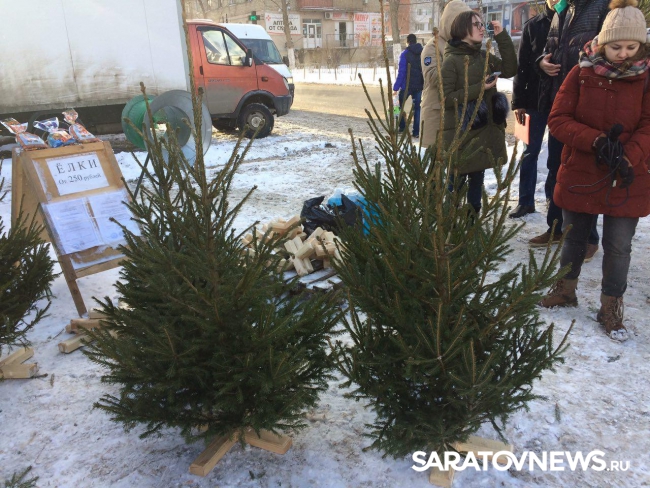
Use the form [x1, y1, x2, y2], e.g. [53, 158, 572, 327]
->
[332, 32, 572, 457]
[83, 83, 342, 443]
[0, 161, 56, 358]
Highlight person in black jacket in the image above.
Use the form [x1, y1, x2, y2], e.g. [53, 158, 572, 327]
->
[509, 0, 556, 218]
[529, 0, 609, 262]
[393, 34, 424, 138]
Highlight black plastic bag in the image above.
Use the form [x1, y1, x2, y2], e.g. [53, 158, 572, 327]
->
[301, 194, 359, 235]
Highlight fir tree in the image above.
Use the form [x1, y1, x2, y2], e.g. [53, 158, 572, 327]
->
[83, 83, 342, 443]
[332, 36, 572, 457]
[0, 161, 55, 358]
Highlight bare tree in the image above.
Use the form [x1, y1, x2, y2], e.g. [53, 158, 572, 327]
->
[389, 0, 401, 66]
[267, 0, 296, 70]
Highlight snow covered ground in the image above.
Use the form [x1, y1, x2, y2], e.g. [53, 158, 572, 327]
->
[293, 65, 514, 94]
[1, 84, 649, 488]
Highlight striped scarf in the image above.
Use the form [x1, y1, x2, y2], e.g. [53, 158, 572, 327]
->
[579, 36, 650, 79]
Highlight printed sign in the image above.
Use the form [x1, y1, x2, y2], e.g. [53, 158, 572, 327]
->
[354, 12, 382, 46]
[46, 152, 109, 196]
[264, 12, 300, 35]
[42, 189, 141, 255]
[331, 12, 354, 21]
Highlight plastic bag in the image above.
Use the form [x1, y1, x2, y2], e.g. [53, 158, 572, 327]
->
[47, 130, 75, 148]
[63, 108, 99, 143]
[1, 118, 48, 150]
[301, 194, 359, 236]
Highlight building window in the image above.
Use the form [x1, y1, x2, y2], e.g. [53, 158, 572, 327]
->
[417, 9, 422, 15]
[415, 22, 425, 31]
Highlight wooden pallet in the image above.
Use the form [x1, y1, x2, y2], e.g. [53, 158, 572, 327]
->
[0, 347, 39, 379]
[189, 428, 292, 477]
[428, 435, 513, 487]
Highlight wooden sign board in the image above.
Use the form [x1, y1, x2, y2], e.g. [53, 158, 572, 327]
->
[12, 141, 137, 317]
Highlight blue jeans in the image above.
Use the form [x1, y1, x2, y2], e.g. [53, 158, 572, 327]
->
[518, 110, 548, 207]
[561, 210, 638, 297]
[399, 89, 422, 137]
[545, 133, 599, 244]
[450, 170, 485, 214]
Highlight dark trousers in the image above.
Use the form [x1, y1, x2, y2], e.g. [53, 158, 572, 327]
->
[545, 133, 599, 244]
[398, 89, 422, 137]
[561, 210, 638, 297]
[518, 110, 548, 207]
[450, 170, 485, 214]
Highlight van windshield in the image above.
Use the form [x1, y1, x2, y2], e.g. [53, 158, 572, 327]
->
[240, 39, 283, 64]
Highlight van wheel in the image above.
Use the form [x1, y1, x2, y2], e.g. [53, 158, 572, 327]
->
[238, 103, 274, 139]
[213, 119, 236, 132]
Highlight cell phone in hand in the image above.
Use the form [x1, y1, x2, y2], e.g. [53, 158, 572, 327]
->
[486, 71, 501, 83]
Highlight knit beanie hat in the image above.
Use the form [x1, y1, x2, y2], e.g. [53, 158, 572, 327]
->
[599, 0, 647, 45]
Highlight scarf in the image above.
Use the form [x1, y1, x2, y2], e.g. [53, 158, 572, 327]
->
[579, 36, 650, 79]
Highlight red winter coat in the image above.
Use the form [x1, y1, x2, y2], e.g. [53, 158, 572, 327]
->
[547, 65, 650, 218]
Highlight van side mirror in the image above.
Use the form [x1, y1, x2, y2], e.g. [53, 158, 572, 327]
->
[246, 48, 254, 67]
[282, 55, 290, 66]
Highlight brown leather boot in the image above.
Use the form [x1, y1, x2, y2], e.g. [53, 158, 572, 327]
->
[597, 294, 629, 342]
[539, 278, 579, 308]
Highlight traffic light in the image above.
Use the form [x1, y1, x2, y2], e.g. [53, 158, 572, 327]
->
[249, 11, 257, 24]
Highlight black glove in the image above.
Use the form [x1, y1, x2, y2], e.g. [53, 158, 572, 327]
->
[617, 157, 635, 188]
[593, 136, 624, 170]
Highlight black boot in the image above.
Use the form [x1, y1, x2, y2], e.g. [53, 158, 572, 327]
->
[509, 205, 535, 218]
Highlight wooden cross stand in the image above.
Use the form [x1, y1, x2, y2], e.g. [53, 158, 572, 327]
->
[190, 428, 292, 477]
[12, 141, 136, 317]
[428, 435, 513, 487]
[0, 347, 38, 379]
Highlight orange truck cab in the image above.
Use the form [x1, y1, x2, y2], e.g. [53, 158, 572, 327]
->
[189, 20, 292, 138]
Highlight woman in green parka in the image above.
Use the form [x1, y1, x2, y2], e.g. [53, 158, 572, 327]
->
[440, 12, 517, 212]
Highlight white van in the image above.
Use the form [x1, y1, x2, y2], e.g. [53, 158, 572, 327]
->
[220, 23, 294, 101]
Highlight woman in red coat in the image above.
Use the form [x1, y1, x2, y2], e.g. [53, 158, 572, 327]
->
[541, 0, 650, 341]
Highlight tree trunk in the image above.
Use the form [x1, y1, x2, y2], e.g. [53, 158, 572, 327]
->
[389, 0, 401, 67]
[282, 0, 296, 70]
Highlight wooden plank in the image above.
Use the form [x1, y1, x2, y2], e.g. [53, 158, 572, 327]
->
[0, 347, 34, 367]
[88, 308, 108, 319]
[58, 334, 90, 354]
[189, 432, 239, 477]
[0, 362, 39, 379]
[453, 435, 512, 466]
[58, 256, 87, 317]
[67, 318, 105, 333]
[295, 242, 314, 260]
[284, 240, 309, 276]
[244, 428, 292, 455]
[429, 466, 455, 487]
[75, 256, 126, 278]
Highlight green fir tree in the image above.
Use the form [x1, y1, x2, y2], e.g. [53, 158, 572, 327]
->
[0, 161, 56, 358]
[83, 83, 342, 444]
[332, 35, 572, 458]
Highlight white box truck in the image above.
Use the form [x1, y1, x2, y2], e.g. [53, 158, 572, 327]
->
[0, 0, 291, 137]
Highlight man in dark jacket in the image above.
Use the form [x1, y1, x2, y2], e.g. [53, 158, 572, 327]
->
[530, 0, 609, 260]
[393, 34, 424, 138]
[510, 0, 556, 218]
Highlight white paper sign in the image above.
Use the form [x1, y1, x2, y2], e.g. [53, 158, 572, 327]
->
[46, 152, 110, 196]
[87, 190, 141, 243]
[43, 198, 102, 255]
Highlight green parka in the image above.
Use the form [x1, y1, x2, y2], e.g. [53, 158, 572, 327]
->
[440, 30, 517, 174]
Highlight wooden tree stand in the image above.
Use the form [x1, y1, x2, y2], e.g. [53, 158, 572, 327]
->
[0, 347, 39, 379]
[429, 435, 513, 487]
[190, 428, 292, 477]
[58, 309, 108, 354]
